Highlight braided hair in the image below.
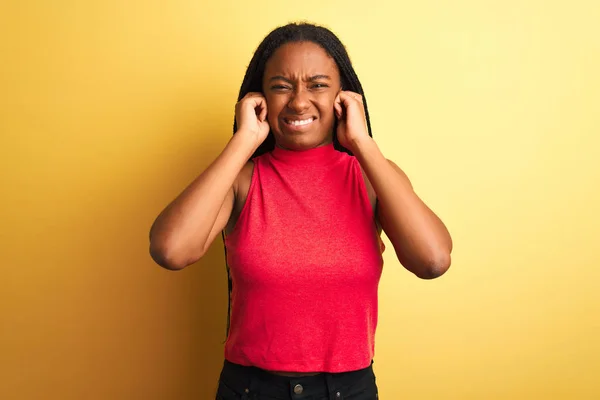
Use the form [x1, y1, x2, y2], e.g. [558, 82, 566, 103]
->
[223, 22, 373, 337]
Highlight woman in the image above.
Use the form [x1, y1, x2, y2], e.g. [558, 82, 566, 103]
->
[150, 22, 452, 400]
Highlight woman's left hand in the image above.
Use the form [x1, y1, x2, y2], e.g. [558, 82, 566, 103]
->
[334, 90, 371, 152]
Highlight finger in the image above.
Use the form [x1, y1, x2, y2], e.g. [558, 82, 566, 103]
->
[340, 90, 363, 105]
[248, 95, 265, 108]
[246, 97, 265, 121]
[338, 91, 354, 108]
[249, 96, 266, 121]
[348, 91, 363, 103]
[237, 92, 261, 109]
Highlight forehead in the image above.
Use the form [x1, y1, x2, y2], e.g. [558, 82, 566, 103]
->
[264, 41, 340, 78]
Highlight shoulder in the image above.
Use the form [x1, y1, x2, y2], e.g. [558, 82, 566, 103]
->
[360, 159, 413, 192]
[359, 158, 413, 220]
[355, 157, 377, 214]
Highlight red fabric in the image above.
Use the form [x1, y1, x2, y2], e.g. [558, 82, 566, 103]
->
[224, 143, 384, 373]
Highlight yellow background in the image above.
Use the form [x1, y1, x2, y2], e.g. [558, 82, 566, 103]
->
[1, 1, 599, 399]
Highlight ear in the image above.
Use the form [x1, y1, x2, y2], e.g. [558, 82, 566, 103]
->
[334, 93, 344, 120]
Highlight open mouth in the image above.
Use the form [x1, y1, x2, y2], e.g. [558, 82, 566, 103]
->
[284, 117, 316, 128]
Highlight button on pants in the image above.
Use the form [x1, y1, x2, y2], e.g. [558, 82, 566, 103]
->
[215, 359, 379, 400]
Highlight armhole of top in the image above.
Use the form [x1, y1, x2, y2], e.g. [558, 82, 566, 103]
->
[354, 159, 385, 254]
[225, 158, 258, 239]
[355, 158, 377, 221]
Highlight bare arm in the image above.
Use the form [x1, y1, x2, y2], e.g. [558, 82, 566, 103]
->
[334, 90, 452, 279]
[149, 93, 269, 270]
[149, 135, 256, 270]
[354, 138, 453, 279]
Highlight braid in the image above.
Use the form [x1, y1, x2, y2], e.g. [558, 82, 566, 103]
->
[224, 22, 373, 338]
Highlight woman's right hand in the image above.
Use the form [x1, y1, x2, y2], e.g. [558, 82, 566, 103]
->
[235, 92, 270, 148]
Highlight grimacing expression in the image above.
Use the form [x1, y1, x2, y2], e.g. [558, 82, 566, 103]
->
[262, 41, 342, 150]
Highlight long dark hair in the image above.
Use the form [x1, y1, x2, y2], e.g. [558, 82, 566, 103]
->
[224, 22, 373, 337]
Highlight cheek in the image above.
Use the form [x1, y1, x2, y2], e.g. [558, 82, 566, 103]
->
[264, 97, 281, 128]
[265, 96, 286, 116]
[318, 98, 336, 120]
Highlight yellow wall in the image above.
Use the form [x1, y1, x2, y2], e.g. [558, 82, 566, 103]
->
[1, 1, 599, 399]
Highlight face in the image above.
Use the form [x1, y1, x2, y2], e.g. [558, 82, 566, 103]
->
[262, 41, 342, 150]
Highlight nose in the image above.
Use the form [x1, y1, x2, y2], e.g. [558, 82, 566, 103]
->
[287, 88, 310, 113]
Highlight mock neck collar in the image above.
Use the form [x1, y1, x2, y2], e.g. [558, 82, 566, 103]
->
[270, 142, 338, 164]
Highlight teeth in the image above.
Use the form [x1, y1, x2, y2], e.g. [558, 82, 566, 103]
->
[287, 118, 313, 126]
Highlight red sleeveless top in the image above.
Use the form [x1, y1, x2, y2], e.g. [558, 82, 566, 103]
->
[224, 143, 383, 373]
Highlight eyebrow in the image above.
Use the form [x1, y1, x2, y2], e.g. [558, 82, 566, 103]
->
[268, 74, 332, 83]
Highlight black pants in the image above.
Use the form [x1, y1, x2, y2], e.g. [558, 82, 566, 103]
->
[216, 359, 379, 400]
